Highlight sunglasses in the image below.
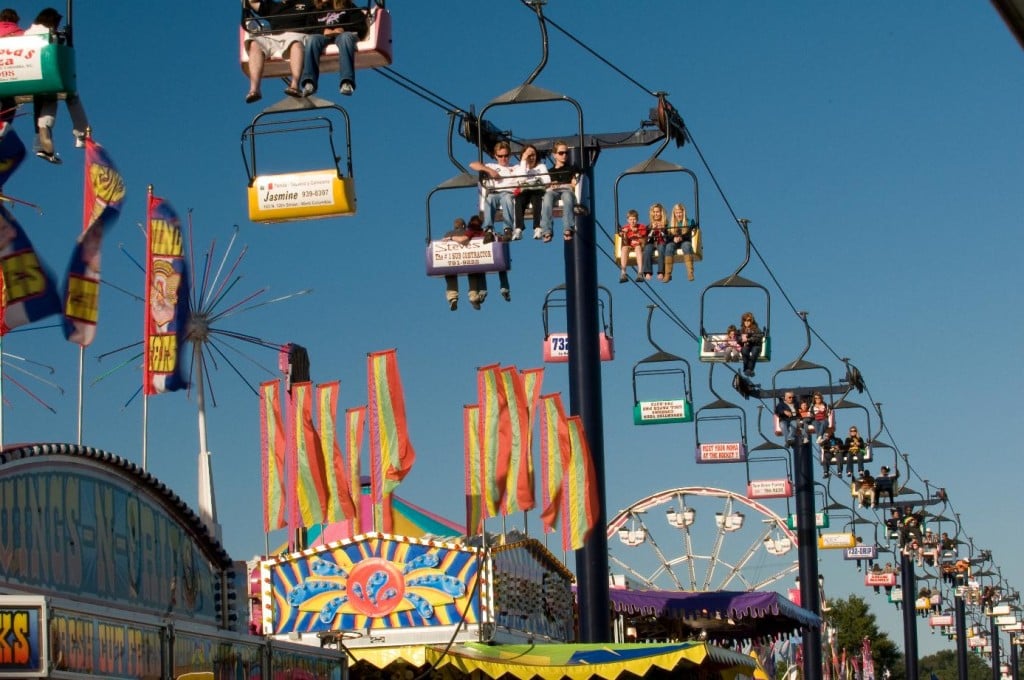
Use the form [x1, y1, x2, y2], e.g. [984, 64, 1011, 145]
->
[496, 153, 509, 158]
[554, 150, 567, 155]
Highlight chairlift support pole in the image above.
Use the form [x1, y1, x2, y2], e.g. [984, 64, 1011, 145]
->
[956, 588, 969, 680]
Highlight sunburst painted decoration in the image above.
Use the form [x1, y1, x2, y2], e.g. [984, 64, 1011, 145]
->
[262, 534, 482, 634]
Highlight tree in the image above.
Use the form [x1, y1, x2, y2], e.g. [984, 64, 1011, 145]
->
[919, 649, 992, 680]
[825, 595, 904, 680]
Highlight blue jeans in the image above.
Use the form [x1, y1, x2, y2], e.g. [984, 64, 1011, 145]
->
[302, 32, 357, 92]
[539, 187, 575, 236]
[481, 191, 514, 230]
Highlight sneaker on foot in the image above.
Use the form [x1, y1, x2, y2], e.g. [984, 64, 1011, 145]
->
[449, 298, 458, 311]
[74, 133, 86, 148]
[512, 228, 523, 241]
[36, 150, 62, 165]
[301, 81, 316, 97]
[533, 227, 542, 239]
[501, 288, 510, 301]
[619, 272, 628, 283]
[339, 81, 354, 96]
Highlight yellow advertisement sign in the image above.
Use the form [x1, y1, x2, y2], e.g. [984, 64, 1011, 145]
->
[248, 170, 355, 223]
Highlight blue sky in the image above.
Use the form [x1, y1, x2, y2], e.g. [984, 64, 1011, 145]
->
[1, 1, 1021, 658]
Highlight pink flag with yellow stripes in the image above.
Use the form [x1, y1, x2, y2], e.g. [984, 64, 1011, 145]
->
[259, 380, 286, 532]
[344, 406, 366, 529]
[563, 415, 600, 551]
[538, 392, 570, 533]
[500, 366, 534, 515]
[367, 349, 417, 532]
[463, 404, 483, 534]
[292, 381, 328, 527]
[317, 381, 357, 523]
[476, 364, 510, 518]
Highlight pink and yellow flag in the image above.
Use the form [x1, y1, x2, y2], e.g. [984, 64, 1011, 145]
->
[463, 404, 483, 535]
[476, 364, 510, 518]
[562, 415, 600, 551]
[367, 349, 417, 532]
[500, 366, 534, 515]
[317, 381, 357, 523]
[538, 392, 570, 533]
[292, 382, 328, 527]
[259, 380, 287, 532]
[344, 406, 366, 530]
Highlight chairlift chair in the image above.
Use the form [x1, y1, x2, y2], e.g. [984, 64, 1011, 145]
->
[541, 284, 613, 363]
[631, 305, 690, 425]
[239, 1, 393, 78]
[241, 100, 355, 223]
[423, 172, 511, 277]
[0, 0, 76, 100]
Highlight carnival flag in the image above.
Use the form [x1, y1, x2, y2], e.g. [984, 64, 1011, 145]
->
[476, 363, 510, 518]
[538, 392, 570, 533]
[861, 637, 875, 680]
[562, 415, 600, 551]
[0, 205, 61, 334]
[293, 381, 328, 526]
[0, 129, 26, 189]
[520, 367, 544, 426]
[463, 404, 483, 535]
[317, 381, 357, 523]
[367, 349, 417, 532]
[259, 380, 287, 532]
[344, 406, 366, 530]
[143, 193, 189, 394]
[500, 366, 534, 515]
[62, 137, 126, 345]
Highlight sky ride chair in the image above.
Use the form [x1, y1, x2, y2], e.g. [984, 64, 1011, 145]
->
[693, 363, 748, 465]
[630, 305, 691, 425]
[611, 123, 703, 281]
[698, 219, 770, 365]
[541, 283, 613, 363]
[0, 0, 77, 101]
[241, 99, 355, 223]
[424, 114, 511, 283]
[239, 1, 393, 79]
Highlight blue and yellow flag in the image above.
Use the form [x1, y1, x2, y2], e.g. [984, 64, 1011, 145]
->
[0, 205, 61, 334]
[63, 137, 126, 345]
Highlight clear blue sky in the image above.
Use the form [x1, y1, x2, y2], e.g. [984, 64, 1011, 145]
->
[2, 1, 1020, 658]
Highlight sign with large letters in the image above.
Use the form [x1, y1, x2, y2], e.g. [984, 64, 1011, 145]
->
[0, 596, 46, 678]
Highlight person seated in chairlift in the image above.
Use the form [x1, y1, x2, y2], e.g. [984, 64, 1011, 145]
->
[775, 391, 800, 446]
[854, 469, 875, 508]
[875, 465, 898, 504]
[301, 0, 367, 97]
[243, 0, 310, 103]
[716, 325, 742, 362]
[818, 426, 845, 477]
[843, 426, 867, 475]
[940, 531, 957, 553]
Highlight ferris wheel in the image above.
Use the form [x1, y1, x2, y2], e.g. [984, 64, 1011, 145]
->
[607, 486, 799, 592]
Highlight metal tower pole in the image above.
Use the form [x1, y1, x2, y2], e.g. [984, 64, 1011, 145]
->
[900, 551, 920, 680]
[793, 438, 822, 680]
[564, 181, 610, 643]
[992, 615, 1001, 680]
[956, 591, 969, 680]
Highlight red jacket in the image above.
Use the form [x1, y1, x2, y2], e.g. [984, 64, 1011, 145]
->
[621, 222, 648, 247]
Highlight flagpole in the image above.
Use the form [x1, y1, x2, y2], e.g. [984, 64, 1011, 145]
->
[76, 345, 84, 444]
[142, 393, 148, 470]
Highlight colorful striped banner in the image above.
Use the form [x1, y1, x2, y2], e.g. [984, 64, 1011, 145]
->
[538, 393, 570, 533]
[367, 349, 417, 532]
[500, 366, 534, 515]
[344, 406, 366, 531]
[293, 382, 328, 527]
[259, 380, 286, 532]
[463, 404, 483, 535]
[476, 364, 510, 518]
[317, 381, 357, 523]
[563, 415, 600, 551]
